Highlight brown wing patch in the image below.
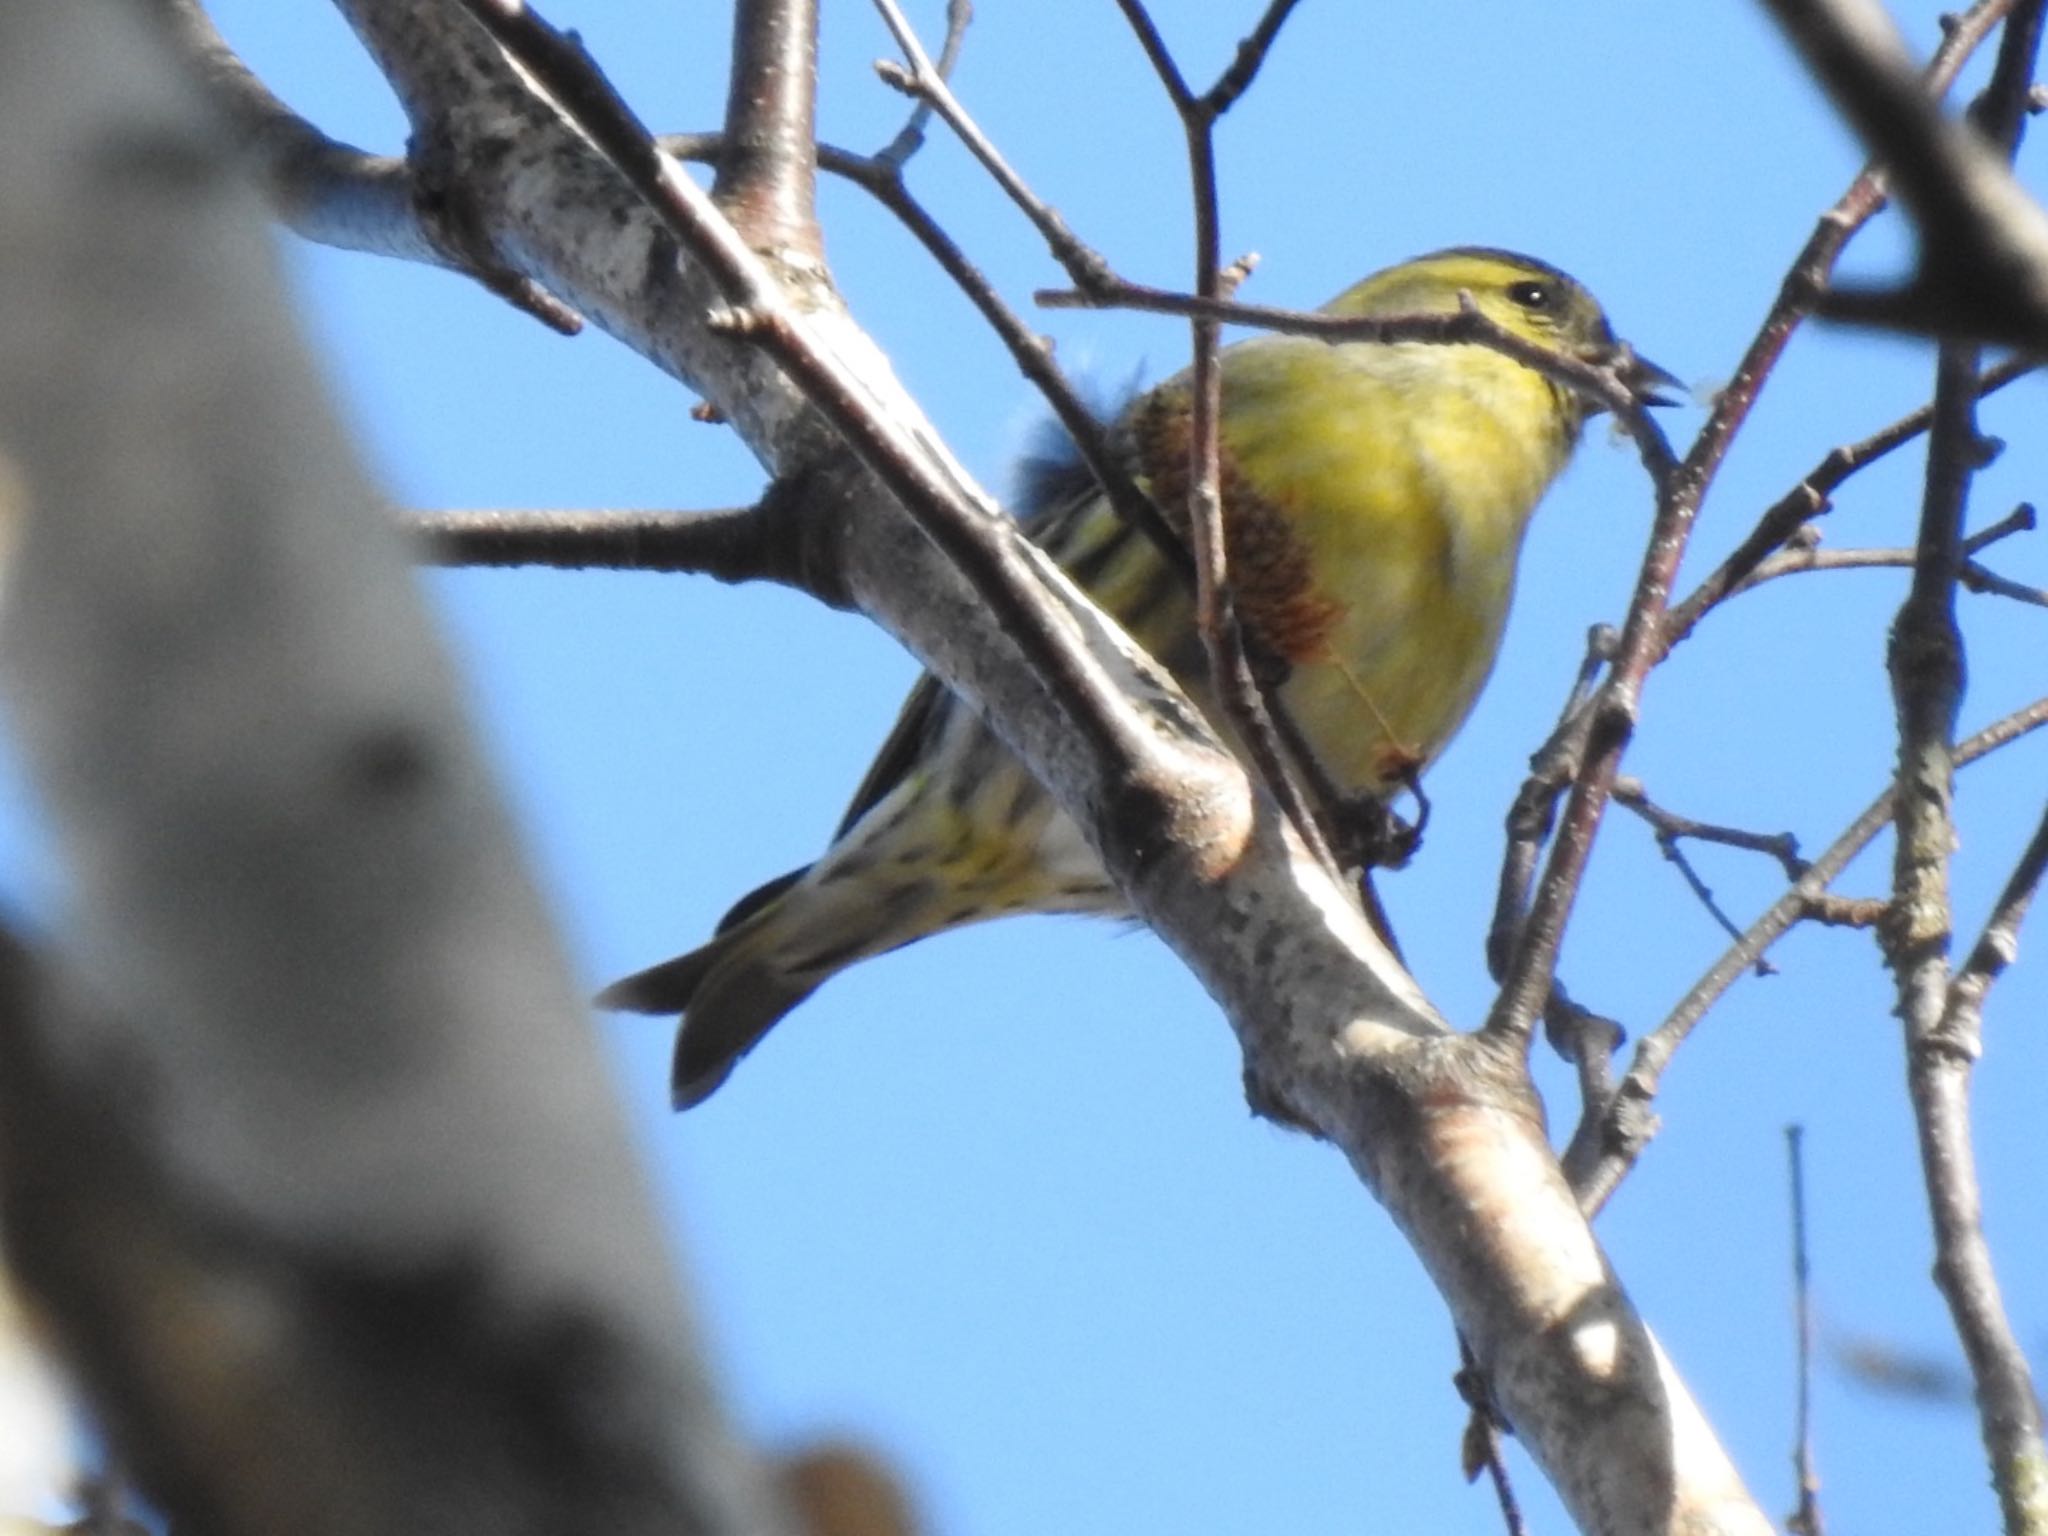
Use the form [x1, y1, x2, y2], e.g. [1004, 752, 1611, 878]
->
[1131, 391, 1345, 664]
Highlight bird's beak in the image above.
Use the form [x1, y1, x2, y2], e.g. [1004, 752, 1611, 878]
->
[1617, 346, 1684, 409]
[1578, 344, 1684, 415]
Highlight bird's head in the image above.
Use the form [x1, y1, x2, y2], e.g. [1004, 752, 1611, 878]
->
[1323, 248, 1679, 413]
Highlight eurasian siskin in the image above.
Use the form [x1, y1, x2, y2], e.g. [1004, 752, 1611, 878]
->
[603, 247, 1674, 1107]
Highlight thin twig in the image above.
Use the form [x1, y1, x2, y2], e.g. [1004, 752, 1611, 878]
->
[1485, 627, 1614, 984]
[1202, 0, 1307, 116]
[1946, 798, 2048, 1029]
[1109, 0, 1339, 880]
[1486, 0, 2015, 1062]
[869, 0, 1117, 291]
[405, 504, 832, 590]
[1731, 537, 2047, 609]
[1802, 893, 1887, 928]
[1613, 776, 1807, 968]
[1663, 356, 2039, 649]
[1454, 1343, 1532, 1536]
[1612, 776, 1808, 878]
[1786, 1126, 1826, 1536]
[1041, 281, 1672, 429]
[1470, 1418, 1531, 1536]
[1555, 994, 1627, 1197]
[872, 0, 972, 170]
[1569, 695, 2048, 1212]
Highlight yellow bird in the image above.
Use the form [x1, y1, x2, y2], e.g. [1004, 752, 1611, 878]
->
[603, 247, 1673, 1107]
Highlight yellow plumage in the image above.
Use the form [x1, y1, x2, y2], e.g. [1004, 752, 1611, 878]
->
[602, 247, 1671, 1106]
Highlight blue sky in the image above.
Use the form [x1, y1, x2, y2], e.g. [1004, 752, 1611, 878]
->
[19, 3, 2048, 1532]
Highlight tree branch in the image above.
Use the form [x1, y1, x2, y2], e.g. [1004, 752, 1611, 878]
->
[712, 0, 821, 262]
[1663, 355, 2039, 649]
[1785, 1125, 1827, 1536]
[0, 6, 783, 1530]
[1110, 0, 1340, 878]
[1762, 0, 2048, 348]
[1877, 11, 2048, 1520]
[407, 501, 822, 588]
[149, 0, 580, 332]
[1572, 694, 2048, 1212]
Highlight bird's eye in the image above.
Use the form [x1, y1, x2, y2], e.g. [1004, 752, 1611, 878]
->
[1507, 279, 1554, 311]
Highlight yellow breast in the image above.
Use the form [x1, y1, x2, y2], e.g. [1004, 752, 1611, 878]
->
[1210, 335, 1576, 792]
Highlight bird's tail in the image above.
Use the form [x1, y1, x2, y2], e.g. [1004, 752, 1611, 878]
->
[598, 863, 934, 1109]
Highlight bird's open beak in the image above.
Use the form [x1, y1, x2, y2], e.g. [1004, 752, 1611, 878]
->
[1618, 347, 1684, 409]
[1576, 345, 1684, 415]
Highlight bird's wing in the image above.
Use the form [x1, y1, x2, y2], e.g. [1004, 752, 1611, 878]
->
[833, 670, 951, 839]
[831, 430, 1148, 841]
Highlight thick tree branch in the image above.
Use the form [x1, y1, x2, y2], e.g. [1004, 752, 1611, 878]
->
[712, 0, 821, 262]
[0, 6, 783, 1531]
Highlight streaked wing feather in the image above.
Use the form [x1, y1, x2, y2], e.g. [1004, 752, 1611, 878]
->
[834, 671, 952, 838]
[834, 448, 1133, 841]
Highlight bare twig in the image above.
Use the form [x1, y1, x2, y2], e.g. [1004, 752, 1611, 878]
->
[406, 502, 831, 591]
[1734, 528, 2048, 609]
[1945, 799, 2048, 1031]
[1663, 356, 2039, 649]
[1486, 626, 1614, 985]
[1108, 0, 1337, 879]
[873, 0, 972, 170]
[869, 0, 1116, 291]
[1452, 1342, 1531, 1536]
[1202, 0, 1306, 116]
[1040, 281, 1673, 429]
[1613, 776, 1806, 967]
[1802, 893, 1887, 928]
[1613, 777, 1807, 880]
[1555, 994, 1627, 1198]
[1570, 695, 2048, 1212]
[1786, 1126, 1826, 1536]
